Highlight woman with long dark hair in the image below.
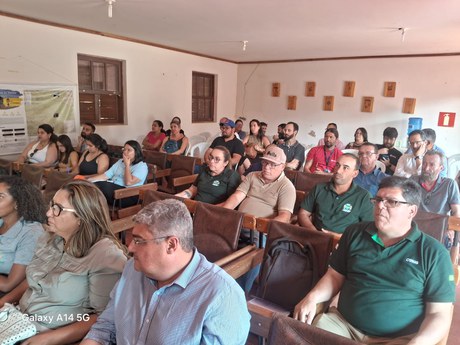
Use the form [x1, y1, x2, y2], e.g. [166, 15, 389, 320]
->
[345, 127, 368, 149]
[88, 140, 148, 206]
[142, 120, 166, 151]
[77, 134, 109, 177]
[56, 135, 79, 173]
[242, 119, 270, 154]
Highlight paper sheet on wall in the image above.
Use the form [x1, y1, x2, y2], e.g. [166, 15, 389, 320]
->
[0, 84, 79, 156]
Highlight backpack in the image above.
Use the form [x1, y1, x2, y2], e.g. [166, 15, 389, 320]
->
[256, 237, 319, 312]
[163, 139, 179, 153]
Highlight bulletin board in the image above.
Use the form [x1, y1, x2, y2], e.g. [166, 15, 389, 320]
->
[0, 84, 79, 156]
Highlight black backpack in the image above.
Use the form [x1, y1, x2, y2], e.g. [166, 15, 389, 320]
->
[256, 237, 319, 312]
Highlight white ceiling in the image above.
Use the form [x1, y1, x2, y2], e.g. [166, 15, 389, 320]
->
[1, 0, 460, 63]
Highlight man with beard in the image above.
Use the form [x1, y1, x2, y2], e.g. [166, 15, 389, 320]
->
[377, 127, 402, 175]
[304, 128, 342, 174]
[298, 153, 373, 234]
[355, 143, 388, 197]
[278, 121, 305, 170]
[294, 176, 455, 345]
[204, 118, 244, 168]
[76, 122, 96, 153]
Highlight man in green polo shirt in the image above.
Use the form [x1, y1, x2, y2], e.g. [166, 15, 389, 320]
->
[293, 176, 455, 344]
[298, 153, 373, 233]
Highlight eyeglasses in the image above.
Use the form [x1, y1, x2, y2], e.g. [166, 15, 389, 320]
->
[261, 160, 282, 169]
[131, 236, 170, 246]
[29, 149, 39, 158]
[409, 140, 424, 146]
[370, 197, 411, 208]
[358, 152, 375, 157]
[207, 155, 222, 163]
[49, 201, 77, 217]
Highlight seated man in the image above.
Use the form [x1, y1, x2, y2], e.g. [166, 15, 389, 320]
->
[82, 199, 250, 345]
[423, 128, 447, 178]
[298, 153, 374, 234]
[317, 123, 345, 150]
[222, 144, 296, 223]
[76, 122, 96, 153]
[355, 143, 388, 197]
[294, 176, 455, 345]
[278, 121, 305, 170]
[305, 128, 342, 174]
[377, 126, 402, 175]
[204, 118, 245, 168]
[394, 130, 427, 178]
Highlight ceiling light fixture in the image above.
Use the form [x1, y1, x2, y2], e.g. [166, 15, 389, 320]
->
[106, 0, 116, 18]
[242, 40, 248, 51]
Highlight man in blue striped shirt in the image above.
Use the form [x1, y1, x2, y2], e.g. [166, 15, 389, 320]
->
[82, 199, 250, 345]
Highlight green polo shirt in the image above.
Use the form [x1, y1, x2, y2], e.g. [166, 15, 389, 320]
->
[300, 182, 374, 233]
[331, 222, 455, 337]
[194, 168, 241, 204]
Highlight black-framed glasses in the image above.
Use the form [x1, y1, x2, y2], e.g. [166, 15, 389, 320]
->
[207, 155, 222, 163]
[261, 160, 282, 169]
[370, 197, 411, 208]
[358, 151, 375, 157]
[131, 236, 170, 246]
[49, 201, 77, 217]
[29, 149, 39, 158]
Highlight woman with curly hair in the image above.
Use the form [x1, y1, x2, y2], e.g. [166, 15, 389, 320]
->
[0, 175, 46, 296]
[0, 180, 127, 344]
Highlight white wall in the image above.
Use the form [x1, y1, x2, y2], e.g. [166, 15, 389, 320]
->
[236, 57, 460, 157]
[0, 16, 237, 145]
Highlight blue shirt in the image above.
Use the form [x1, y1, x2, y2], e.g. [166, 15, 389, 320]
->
[104, 159, 148, 187]
[0, 218, 43, 275]
[354, 167, 388, 197]
[85, 250, 250, 345]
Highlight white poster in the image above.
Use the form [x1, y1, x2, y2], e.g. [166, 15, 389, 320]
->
[0, 84, 79, 156]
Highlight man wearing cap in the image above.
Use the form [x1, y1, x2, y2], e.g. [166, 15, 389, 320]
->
[204, 118, 245, 168]
[222, 144, 296, 223]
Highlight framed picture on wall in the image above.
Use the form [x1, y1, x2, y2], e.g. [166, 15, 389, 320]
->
[343, 81, 355, 97]
[323, 96, 334, 111]
[272, 83, 281, 97]
[403, 98, 416, 114]
[384, 81, 396, 97]
[288, 96, 297, 110]
[362, 96, 374, 112]
[305, 82, 316, 97]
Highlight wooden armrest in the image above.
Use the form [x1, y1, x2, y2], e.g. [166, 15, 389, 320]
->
[117, 204, 142, 218]
[242, 214, 257, 230]
[221, 247, 264, 279]
[113, 183, 158, 200]
[215, 245, 256, 267]
[154, 168, 171, 178]
[172, 174, 198, 187]
[111, 216, 136, 235]
[256, 217, 271, 234]
[183, 198, 197, 213]
[247, 297, 290, 338]
[12, 162, 23, 171]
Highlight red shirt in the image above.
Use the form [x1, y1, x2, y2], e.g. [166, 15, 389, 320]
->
[146, 132, 166, 147]
[306, 146, 342, 173]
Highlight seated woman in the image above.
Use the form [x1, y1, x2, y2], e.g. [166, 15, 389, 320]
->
[77, 134, 110, 177]
[238, 142, 262, 179]
[160, 119, 189, 156]
[164, 116, 185, 137]
[0, 176, 46, 296]
[176, 146, 240, 204]
[345, 127, 368, 149]
[142, 120, 166, 151]
[16, 124, 58, 168]
[88, 140, 148, 207]
[56, 135, 79, 173]
[242, 119, 270, 154]
[0, 180, 127, 344]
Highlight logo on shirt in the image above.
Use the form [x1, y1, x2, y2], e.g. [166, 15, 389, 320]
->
[212, 181, 220, 187]
[405, 258, 419, 265]
[342, 203, 352, 213]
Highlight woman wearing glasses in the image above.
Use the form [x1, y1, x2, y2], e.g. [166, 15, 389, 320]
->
[176, 146, 240, 204]
[0, 180, 127, 344]
[16, 124, 59, 168]
[0, 176, 46, 296]
[88, 140, 148, 207]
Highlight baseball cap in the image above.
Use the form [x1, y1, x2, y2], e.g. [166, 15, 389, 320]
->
[261, 145, 286, 165]
[219, 118, 236, 128]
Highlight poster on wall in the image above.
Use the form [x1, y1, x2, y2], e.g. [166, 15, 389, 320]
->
[0, 84, 79, 156]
